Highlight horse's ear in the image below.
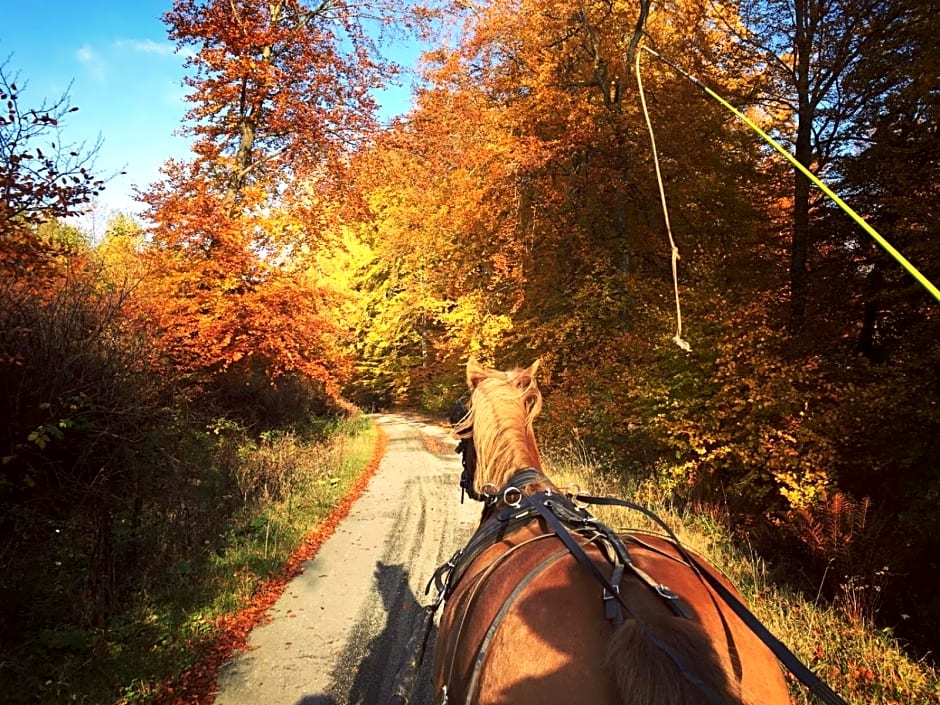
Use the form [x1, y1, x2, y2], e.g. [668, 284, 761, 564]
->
[466, 357, 488, 389]
[514, 359, 540, 389]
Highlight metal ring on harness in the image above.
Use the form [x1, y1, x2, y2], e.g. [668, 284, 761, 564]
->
[566, 486, 589, 510]
[502, 486, 523, 508]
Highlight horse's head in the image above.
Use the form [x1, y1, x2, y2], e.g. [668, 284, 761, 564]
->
[453, 358, 543, 498]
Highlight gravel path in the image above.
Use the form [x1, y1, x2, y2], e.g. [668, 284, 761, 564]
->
[212, 413, 480, 705]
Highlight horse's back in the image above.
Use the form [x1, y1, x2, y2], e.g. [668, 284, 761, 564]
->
[621, 532, 791, 705]
[434, 525, 623, 703]
[433, 527, 790, 705]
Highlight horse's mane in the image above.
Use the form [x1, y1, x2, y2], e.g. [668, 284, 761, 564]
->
[456, 363, 543, 492]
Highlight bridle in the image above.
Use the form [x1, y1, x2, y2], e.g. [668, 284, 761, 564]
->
[449, 399, 482, 502]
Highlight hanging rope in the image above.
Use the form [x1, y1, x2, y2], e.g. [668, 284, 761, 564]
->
[638, 45, 940, 305]
[635, 47, 692, 351]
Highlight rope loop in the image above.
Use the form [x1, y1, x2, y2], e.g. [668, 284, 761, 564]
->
[636, 44, 940, 304]
[635, 47, 692, 351]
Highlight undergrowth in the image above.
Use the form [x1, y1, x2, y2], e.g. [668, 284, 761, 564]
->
[542, 444, 940, 705]
[6, 415, 376, 705]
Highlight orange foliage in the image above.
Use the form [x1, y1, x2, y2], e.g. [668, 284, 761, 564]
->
[140, 163, 351, 397]
[0, 66, 104, 281]
[136, 0, 425, 402]
[165, 0, 390, 190]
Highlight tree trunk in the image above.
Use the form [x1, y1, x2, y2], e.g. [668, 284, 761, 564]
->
[790, 0, 814, 332]
[791, 116, 812, 331]
[858, 259, 884, 361]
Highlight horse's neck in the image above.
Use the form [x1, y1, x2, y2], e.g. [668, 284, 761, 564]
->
[504, 448, 541, 479]
[484, 427, 542, 488]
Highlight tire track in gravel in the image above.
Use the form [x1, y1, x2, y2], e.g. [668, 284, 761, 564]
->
[213, 413, 480, 705]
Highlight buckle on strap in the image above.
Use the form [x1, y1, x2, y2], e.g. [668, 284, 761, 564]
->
[653, 583, 694, 619]
[604, 563, 626, 625]
[427, 548, 463, 601]
[623, 559, 694, 619]
[654, 583, 679, 600]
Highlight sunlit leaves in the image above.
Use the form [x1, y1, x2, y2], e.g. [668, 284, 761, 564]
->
[137, 0, 426, 403]
[142, 171, 351, 396]
[165, 0, 412, 199]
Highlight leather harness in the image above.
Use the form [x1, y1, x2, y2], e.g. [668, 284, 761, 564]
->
[429, 468, 729, 705]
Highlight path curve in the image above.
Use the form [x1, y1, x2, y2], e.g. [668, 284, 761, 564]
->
[213, 413, 480, 705]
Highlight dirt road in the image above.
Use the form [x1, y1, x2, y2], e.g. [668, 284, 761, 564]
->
[213, 413, 481, 705]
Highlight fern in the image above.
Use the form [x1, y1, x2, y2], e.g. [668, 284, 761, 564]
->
[791, 492, 891, 623]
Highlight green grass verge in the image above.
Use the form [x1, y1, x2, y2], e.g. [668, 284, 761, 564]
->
[27, 416, 377, 705]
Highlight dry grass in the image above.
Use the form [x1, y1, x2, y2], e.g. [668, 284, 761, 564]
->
[11, 417, 378, 705]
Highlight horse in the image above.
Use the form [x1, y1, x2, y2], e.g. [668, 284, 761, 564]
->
[430, 358, 792, 705]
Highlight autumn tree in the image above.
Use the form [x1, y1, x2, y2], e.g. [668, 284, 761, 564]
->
[829, 0, 940, 358]
[141, 0, 429, 412]
[0, 61, 104, 275]
[0, 59, 116, 500]
[352, 0, 863, 523]
[346, 0, 780, 415]
[715, 0, 905, 330]
[407, 0, 772, 353]
[347, 99, 521, 406]
[164, 0, 403, 202]
[142, 165, 353, 414]
[808, 0, 940, 646]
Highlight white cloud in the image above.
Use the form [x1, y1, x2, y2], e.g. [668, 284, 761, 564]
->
[115, 38, 195, 59]
[76, 43, 107, 82]
[115, 38, 171, 55]
[76, 44, 96, 63]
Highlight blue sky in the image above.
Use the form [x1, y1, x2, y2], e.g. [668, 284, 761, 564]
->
[1, 2, 421, 220]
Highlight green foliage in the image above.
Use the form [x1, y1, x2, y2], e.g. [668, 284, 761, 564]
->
[419, 377, 465, 415]
[1, 414, 375, 705]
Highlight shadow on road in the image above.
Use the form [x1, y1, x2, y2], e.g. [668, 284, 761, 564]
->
[297, 561, 438, 705]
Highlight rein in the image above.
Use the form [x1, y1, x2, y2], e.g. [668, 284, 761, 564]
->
[573, 492, 851, 705]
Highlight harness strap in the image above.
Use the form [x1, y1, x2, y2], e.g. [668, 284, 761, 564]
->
[426, 506, 540, 600]
[574, 493, 851, 705]
[689, 554, 850, 705]
[625, 532, 700, 565]
[524, 493, 731, 705]
[388, 605, 437, 705]
[429, 469, 555, 601]
[585, 515, 694, 619]
[604, 563, 626, 624]
[440, 533, 560, 703]
[431, 470, 697, 621]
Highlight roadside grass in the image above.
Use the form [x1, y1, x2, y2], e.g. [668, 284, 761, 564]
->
[542, 445, 940, 705]
[29, 416, 378, 705]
